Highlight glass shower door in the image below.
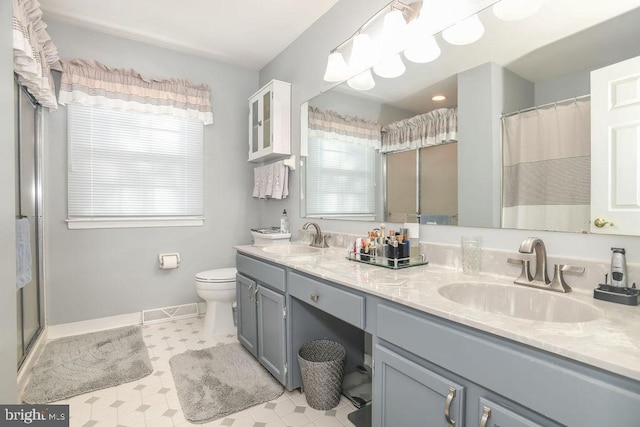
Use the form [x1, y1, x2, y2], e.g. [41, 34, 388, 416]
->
[15, 79, 43, 369]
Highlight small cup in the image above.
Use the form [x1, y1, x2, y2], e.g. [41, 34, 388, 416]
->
[461, 236, 482, 276]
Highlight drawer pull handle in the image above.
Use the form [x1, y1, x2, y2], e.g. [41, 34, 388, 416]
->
[310, 294, 319, 303]
[444, 386, 456, 427]
[248, 283, 254, 300]
[480, 406, 491, 427]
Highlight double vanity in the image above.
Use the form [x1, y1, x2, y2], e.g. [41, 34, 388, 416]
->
[235, 241, 640, 426]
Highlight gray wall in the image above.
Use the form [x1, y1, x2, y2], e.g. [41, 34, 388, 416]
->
[457, 63, 533, 228]
[535, 68, 590, 105]
[309, 90, 416, 126]
[44, 20, 259, 324]
[1, 0, 18, 403]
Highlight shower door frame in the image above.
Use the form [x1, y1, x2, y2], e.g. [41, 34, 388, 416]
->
[15, 76, 45, 370]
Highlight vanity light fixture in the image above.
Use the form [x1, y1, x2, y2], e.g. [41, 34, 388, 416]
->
[322, 0, 545, 90]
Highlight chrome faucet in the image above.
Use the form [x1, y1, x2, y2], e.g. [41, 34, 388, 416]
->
[302, 222, 329, 248]
[507, 237, 584, 293]
[518, 237, 550, 286]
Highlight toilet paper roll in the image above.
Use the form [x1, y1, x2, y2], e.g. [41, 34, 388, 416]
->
[159, 254, 179, 269]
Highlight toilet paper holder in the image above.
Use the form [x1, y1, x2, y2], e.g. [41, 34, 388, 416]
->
[158, 253, 180, 269]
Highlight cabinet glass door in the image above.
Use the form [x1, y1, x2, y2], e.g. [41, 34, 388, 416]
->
[262, 91, 271, 149]
[251, 99, 260, 154]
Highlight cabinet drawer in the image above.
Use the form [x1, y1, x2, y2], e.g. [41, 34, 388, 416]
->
[236, 253, 286, 292]
[478, 397, 544, 427]
[289, 271, 364, 328]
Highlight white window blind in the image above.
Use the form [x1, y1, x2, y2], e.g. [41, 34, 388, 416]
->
[67, 104, 204, 228]
[306, 136, 377, 217]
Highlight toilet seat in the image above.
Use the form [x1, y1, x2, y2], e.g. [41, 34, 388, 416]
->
[195, 267, 237, 283]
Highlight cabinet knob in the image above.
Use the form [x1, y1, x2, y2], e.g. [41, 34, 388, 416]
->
[444, 386, 457, 427]
[310, 294, 319, 303]
[258, 120, 262, 126]
[480, 406, 491, 427]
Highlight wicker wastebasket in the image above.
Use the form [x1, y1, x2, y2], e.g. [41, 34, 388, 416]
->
[297, 340, 346, 410]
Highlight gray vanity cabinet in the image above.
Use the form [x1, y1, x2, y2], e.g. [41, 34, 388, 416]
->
[374, 344, 465, 426]
[375, 303, 640, 427]
[236, 273, 258, 356]
[236, 253, 288, 386]
[256, 285, 287, 383]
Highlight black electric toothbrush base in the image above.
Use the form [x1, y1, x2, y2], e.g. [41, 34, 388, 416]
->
[593, 284, 640, 305]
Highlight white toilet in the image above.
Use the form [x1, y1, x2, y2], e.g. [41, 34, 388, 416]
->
[194, 267, 237, 335]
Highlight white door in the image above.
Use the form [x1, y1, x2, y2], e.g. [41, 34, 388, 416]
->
[591, 55, 640, 235]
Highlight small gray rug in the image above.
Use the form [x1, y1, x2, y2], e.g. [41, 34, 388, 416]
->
[23, 326, 152, 404]
[169, 343, 284, 423]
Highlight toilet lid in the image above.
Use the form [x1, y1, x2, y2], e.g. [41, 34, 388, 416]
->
[195, 267, 237, 283]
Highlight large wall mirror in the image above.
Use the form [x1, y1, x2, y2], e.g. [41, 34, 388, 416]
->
[301, 0, 640, 235]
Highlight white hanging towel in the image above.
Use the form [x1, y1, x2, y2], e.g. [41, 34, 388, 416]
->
[255, 165, 268, 199]
[271, 160, 289, 199]
[16, 218, 32, 290]
[264, 162, 275, 198]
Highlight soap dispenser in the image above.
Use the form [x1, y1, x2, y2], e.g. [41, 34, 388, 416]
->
[610, 247, 628, 287]
[280, 209, 290, 234]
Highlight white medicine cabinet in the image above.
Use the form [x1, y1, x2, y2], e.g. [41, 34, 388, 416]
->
[248, 79, 291, 163]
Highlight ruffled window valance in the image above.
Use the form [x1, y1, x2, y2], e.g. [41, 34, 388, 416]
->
[12, 0, 60, 109]
[381, 107, 457, 153]
[308, 106, 381, 148]
[59, 59, 213, 125]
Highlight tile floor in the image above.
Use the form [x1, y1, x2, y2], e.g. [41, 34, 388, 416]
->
[48, 316, 358, 427]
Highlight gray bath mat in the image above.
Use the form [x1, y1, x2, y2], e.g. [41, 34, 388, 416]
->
[23, 326, 152, 404]
[169, 343, 284, 423]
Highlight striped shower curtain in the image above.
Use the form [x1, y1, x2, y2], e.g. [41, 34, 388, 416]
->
[501, 98, 591, 233]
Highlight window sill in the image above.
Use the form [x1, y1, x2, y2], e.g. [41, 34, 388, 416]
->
[66, 217, 204, 229]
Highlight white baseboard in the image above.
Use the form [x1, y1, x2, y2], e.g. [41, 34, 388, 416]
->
[46, 302, 207, 340]
[47, 312, 142, 340]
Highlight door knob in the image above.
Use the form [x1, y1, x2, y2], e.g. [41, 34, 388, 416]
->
[594, 218, 614, 228]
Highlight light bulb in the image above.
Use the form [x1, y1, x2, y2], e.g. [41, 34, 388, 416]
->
[374, 54, 406, 79]
[379, 9, 408, 56]
[442, 14, 484, 46]
[405, 20, 441, 64]
[323, 52, 349, 82]
[347, 70, 375, 91]
[349, 33, 376, 76]
[493, 0, 545, 21]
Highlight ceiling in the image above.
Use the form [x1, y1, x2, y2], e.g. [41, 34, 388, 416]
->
[39, 0, 340, 70]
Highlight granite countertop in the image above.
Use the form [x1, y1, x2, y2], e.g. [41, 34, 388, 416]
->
[235, 243, 640, 382]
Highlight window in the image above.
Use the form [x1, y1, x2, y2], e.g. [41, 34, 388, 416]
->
[67, 104, 204, 229]
[306, 136, 377, 218]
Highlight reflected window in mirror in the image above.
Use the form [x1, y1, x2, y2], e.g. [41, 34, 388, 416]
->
[305, 107, 381, 220]
[420, 142, 458, 225]
[386, 142, 458, 225]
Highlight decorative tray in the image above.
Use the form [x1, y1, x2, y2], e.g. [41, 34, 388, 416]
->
[346, 250, 428, 270]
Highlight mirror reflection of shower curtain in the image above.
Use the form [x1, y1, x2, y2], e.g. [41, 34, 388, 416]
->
[501, 98, 591, 232]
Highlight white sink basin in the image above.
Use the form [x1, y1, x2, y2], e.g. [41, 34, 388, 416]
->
[438, 282, 602, 323]
[262, 245, 322, 255]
